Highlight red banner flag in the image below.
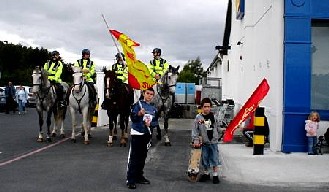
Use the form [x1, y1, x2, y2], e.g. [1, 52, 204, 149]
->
[223, 78, 270, 142]
[109, 29, 155, 90]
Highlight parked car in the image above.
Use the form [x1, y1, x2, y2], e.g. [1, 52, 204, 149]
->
[27, 86, 36, 107]
[0, 87, 5, 112]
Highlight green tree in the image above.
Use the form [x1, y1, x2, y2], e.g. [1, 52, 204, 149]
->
[177, 57, 206, 85]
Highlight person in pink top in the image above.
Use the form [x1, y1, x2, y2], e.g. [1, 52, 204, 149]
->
[305, 111, 320, 155]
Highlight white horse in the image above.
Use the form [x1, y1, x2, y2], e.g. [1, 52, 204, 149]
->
[32, 66, 67, 142]
[69, 66, 96, 144]
[152, 65, 179, 146]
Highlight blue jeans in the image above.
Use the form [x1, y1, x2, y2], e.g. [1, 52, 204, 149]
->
[307, 136, 317, 154]
[18, 100, 25, 113]
[201, 143, 221, 169]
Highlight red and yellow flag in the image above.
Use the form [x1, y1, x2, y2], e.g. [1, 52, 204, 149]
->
[109, 29, 156, 90]
[223, 78, 270, 142]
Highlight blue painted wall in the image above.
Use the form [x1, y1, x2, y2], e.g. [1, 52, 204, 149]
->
[283, 0, 329, 152]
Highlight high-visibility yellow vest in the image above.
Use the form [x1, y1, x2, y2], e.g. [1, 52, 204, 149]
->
[112, 62, 128, 83]
[148, 58, 169, 78]
[44, 60, 63, 83]
[74, 59, 96, 83]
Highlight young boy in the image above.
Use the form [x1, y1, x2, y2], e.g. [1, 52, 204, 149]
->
[126, 87, 158, 189]
[192, 98, 220, 184]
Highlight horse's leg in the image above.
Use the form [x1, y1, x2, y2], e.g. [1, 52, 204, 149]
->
[70, 107, 77, 143]
[60, 107, 67, 138]
[46, 109, 53, 142]
[51, 110, 58, 137]
[119, 113, 127, 147]
[37, 110, 44, 142]
[82, 107, 90, 144]
[163, 111, 171, 146]
[107, 110, 115, 147]
[113, 114, 118, 141]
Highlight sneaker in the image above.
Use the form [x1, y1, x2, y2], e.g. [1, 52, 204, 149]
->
[127, 183, 136, 189]
[137, 177, 150, 184]
[198, 174, 210, 182]
[213, 176, 220, 184]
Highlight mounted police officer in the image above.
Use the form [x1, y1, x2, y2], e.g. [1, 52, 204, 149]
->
[147, 48, 176, 105]
[74, 48, 97, 105]
[139, 48, 170, 101]
[44, 50, 65, 108]
[112, 52, 128, 84]
[111, 52, 134, 106]
[147, 48, 169, 82]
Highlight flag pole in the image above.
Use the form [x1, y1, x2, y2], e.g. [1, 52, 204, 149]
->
[101, 14, 123, 59]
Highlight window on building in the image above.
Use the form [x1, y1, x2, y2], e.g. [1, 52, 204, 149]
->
[311, 20, 329, 110]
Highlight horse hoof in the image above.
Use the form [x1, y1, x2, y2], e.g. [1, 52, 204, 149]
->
[51, 133, 57, 137]
[71, 138, 76, 143]
[37, 138, 43, 142]
[60, 134, 66, 138]
[107, 143, 113, 147]
[84, 140, 90, 145]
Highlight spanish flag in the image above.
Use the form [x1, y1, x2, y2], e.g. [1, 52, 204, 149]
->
[109, 29, 156, 90]
[223, 78, 270, 142]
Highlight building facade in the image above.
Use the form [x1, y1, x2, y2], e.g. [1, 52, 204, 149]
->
[209, 0, 329, 152]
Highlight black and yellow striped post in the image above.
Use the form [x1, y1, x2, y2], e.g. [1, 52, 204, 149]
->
[91, 98, 99, 127]
[253, 107, 265, 155]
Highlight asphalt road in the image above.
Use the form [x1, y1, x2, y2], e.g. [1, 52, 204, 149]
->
[0, 108, 326, 192]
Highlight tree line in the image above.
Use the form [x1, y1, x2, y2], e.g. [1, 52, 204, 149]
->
[0, 41, 207, 86]
[0, 41, 72, 86]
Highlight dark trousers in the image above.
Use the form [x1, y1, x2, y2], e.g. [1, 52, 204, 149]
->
[86, 82, 96, 103]
[5, 97, 16, 113]
[127, 133, 151, 184]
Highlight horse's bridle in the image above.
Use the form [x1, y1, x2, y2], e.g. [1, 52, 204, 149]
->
[33, 69, 55, 109]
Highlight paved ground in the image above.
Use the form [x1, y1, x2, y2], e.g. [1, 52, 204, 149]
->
[0, 111, 328, 191]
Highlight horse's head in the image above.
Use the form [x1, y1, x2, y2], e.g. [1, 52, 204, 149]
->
[104, 69, 118, 99]
[159, 65, 180, 94]
[72, 66, 83, 92]
[32, 66, 50, 93]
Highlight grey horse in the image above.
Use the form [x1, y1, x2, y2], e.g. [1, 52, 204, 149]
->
[32, 66, 68, 142]
[151, 65, 179, 146]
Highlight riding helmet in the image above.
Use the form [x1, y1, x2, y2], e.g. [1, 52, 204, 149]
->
[152, 48, 161, 55]
[51, 50, 60, 57]
[82, 49, 90, 55]
[115, 52, 125, 61]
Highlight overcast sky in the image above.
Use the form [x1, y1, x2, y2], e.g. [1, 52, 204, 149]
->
[0, 0, 227, 70]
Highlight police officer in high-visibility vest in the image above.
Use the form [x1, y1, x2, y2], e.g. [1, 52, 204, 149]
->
[139, 48, 170, 101]
[147, 48, 169, 82]
[112, 52, 128, 84]
[74, 49, 97, 104]
[112, 52, 134, 105]
[44, 50, 65, 108]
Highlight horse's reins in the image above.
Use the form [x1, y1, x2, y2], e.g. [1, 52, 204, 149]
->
[33, 71, 56, 110]
[71, 82, 87, 114]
